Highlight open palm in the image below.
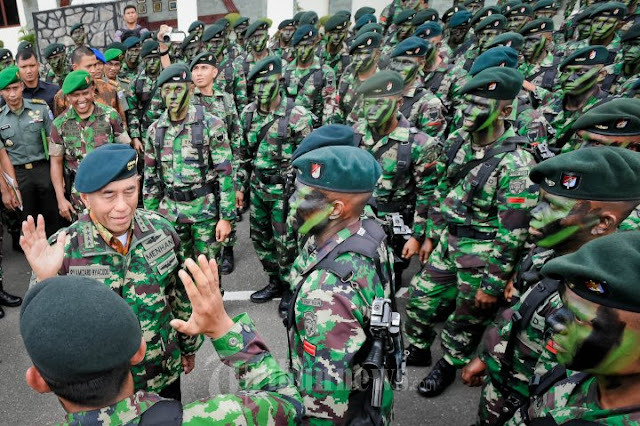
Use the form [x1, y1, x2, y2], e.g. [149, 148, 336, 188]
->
[20, 215, 66, 282]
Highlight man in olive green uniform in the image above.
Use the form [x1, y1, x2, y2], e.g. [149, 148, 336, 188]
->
[43, 43, 69, 87]
[66, 23, 88, 68]
[519, 19, 561, 92]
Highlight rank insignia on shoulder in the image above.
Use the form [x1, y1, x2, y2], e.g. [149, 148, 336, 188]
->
[303, 340, 316, 356]
[561, 172, 580, 190]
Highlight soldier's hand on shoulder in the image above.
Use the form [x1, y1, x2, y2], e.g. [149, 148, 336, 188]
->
[20, 214, 66, 283]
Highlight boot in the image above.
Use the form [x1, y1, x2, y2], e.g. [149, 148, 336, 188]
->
[221, 247, 235, 275]
[278, 289, 293, 318]
[0, 281, 22, 307]
[405, 345, 432, 367]
[250, 276, 283, 303]
[236, 208, 243, 222]
[417, 358, 456, 398]
[0, 305, 4, 319]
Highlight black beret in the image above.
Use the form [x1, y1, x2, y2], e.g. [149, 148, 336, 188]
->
[355, 14, 377, 30]
[188, 20, 205, 33]
[390, 37, 431, 58]
[590, 1, 627, 18]
[106, 41, 127, 52]
[140, 40, 160, 58]
[190, 51, 217, 69]
[470, 46, 519, 76]
[325, 14, 350, 32]
[486, 31, 525, 50]
[356, 70, 404, 98]
[571, 98, 640, 136]
[444, 6, 466, 23]
[157, 63, 192, 86]
[504, 3, 533, 16]
[355, 7, 376, 21]
[20, 276, 142, 382]
[414, 22, 443, 39]
[393, 9, 417, 26]
[542, 232, 640, 313]
[349, 31, 382, 54]
[300, 11, 319, 26]
[75, 144, 138, 193]
[203, 24, 226, 42]
[471, 6, 502, 26]
[449, 10, 473, 27]
[233, 16, 250, 29]
[293, 124, 358, 160]
[292, 24, 318, 46]
[181, 33, 201, 50]
[475, 14, 508, 31]
[247, 56, 282, 81]
[123, 36, 142, 50]
[0, 48, 12, 61]
[355, 23, 384, 39]
[460, 66, 523, 100]
[69, 23, 84, 35]
[622, 23, 640, 42]
[44, 43, 65, 58]
[560, 45, 609, 70]
[293, 146, 382, 193]
[519, 17, 554, 35]
[278, 18, 295, 30]
[245, 20, 269, 38]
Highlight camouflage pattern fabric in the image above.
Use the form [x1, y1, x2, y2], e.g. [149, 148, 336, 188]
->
[126, 70, 164, 140]
[53, 79, 127, 123]
[44, 65, 68, 88]
[318, 43, 350, 82]
[519, 51, 561, 92]
[401, 79, 447, 139]
[380, 0, 404, 32]
[214, 56, 249, 115]
[419, 63, 469, 123]
[119, 61, 140, 83]
[334, 65, 380, 125]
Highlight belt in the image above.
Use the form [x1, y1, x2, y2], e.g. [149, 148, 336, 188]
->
[254, 169, 285, 185]
[448, 224, 496, 240]
[17, 160, 47, 170]
[164, 182, 216, 202]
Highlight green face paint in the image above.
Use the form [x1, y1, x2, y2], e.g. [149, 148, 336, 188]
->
[624, 42, 640, 74]
[143, 56, 161, 76]
[388, 58, 420, 85]
[576, 21, 593, 40]
[363, 98, 397, 128]
[295, 41, 315, 64]
[507, 16, 529, 32]
[591, 15, 619, 42]
[351, 51, 376, 74]
[71, 30, 86, 46]
[461, 95, 501, 133]
[183, 44, 201, 61]
[290, 183, 334, 235]
[523, 35, 546, 61]
[280, 27, 295, 44]
[254, 75, 280, 108]
[207, 38, 226, 57]
[477, 29, 501, 52]
[327, 30, 347, 47]
[49, 54, 67, 73]
[560, 66, 600, 95]
[251, 30, 269, 52]
[397, 23, 414, 41]
[161, 82, 191, 117]
[125, 47, 140, 66]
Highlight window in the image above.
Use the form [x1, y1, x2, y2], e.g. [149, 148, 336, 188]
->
[0, 0, 20, 28]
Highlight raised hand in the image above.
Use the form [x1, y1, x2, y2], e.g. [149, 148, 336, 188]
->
[20, 215, 66, 282]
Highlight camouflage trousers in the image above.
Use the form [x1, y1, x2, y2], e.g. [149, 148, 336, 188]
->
[174, 220, 222, 264]
[405, 234, 499, 367]
[477, 380, 526, 425]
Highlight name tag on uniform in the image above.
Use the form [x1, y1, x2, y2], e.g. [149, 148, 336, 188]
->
[157, 253, 179, 275]
[68, 265, 112, 280]
[144, 236, 174, 264]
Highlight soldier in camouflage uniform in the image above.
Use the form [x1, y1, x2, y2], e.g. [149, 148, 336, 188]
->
[230, 16, 250, 56]
[414, 22, 452, 64]
[143, 64, 235, 265]
[505, 3, 534, 32]
[557, 6, 595, 58]
[518, 19, 561, 92]
[0, 49, 13, 72]
[454, 14, 508, 74]
[50, 70, 131, 221]
[178, 33, 202, 65]
[242, 20, 278, 101]
[66, 24, 89, 69]
[444, 10, 474, 56]
[405, 68, 538, 397]
[381, 10, 418, 58]
[319, 14, 351, 82]
[353, 71, 442, 286]
[602, 23, 640, 94]
[271, 19, 296, 63]
[283, 25, 337, 128]
[287, 144, 395, 424]
[380, 0, 403, 34]
[237, 57, 313, 304]
[103, 48, 130, 94]
[588, 2, 626, 58]
[43, 43, 69, 87]
[119, 36, 142, 83]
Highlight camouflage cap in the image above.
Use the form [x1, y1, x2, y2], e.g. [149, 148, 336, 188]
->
[414, 22, 443, 39]
[43, 43, 65, 59]
[504, 3, 533, 16]
[475, 14, 508, 31]
[247, 56, 282, 81]
[471, 6, 502, 26]
[203, 24, 226, 42]
[0, 66, 20, 90]
[590, 1, 627, 18]
[278, 18, 295, 30]
[180, 33, 201, 50]
[414, 8, 440, 25]
[292, 24, 318, 46]
[69, 23, 84, 35]
[559, 45, 609, 70]
[245, 20, 270, 38]
[355, 14, 378, 30]
[355, 23, 384, 39]
[157, 63, 192, 86]
[356, 70, 404, 98]
[62, 70, 92, 95]
[349, 31, 382, 54]
[542, 232, 640, 313]
[449, 10, 473, 27]
[76, 144, 138, 193]
[355, 6, 376, 21]
[17, 41, 33, 53]
[325, 14, 350, 32]
[0, 49, 12, 61]
[571, 98, 640, 136]
[188, 20, 205, 33]
[20, 276, 142, 382]
[443, 6, 467, 23]
[533, 0, 558, 11]
[530, 146, 640, 200]
[104, 48, 124, 62]
[293, 146, 382, 193]
[519, 17, 554, 35]
[233, 16, 250, 29]
[123, 36, 142, 50]
[486, 31, 525, 50]
[293, 124, 358, 160]
[300, 11, 319, 26]
[390, 37, 431, 58]
[140, 40, 160, 58]
[621, 23, 640, 42]
[470, 46, 519, 76]
[460, 66, 523, 100]
[393, 9, 417, 26]
[190, 51, 217, 69]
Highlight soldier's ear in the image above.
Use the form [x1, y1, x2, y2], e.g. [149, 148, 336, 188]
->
[591, 210, 618, 236]
[25, 366, 52, 394]
[500, 102, 513, 119]
[130, 338, 147, 366]
[79, 192, 91, 210]
[329, 200, 344, 220]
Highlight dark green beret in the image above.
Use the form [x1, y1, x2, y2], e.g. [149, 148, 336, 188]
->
[542, 232, 640, 313]
[505, 3, 532, 16]
[449, 10, 473, 27]
[233, 16, 250, 29]
[356, 70, 404, 98]
[203, 24, 226, 42]
[140, 31, 153, 42]
[140, 40, 160, 58]
[292, 24, 318, 46]
[393, 9, 417, 26]
[75, 144, 138, 193]
[530, 146, 640, 200]
[0, 66, 20, 90]
[443, 6, 466, 23]
[188, 20, 205, 33]
[20, 276, 142, 382]
[325, 14, 350, 32]
[349, 31, 382, 54]
[123, 36, 141, 50]
[278, 18, 295, 30]
[501, 0, 523, 14]
[355, 14, 377, 30]
[415, 22, 443, 39]
[471, 6, 502, 26]
[0, 49, 12, 61]
[157, 63, 192, 87]
[464, 0, 484, 6]
[190, 51, 217, 69]
[519, 18, 554, 35]
[293, 124, 358, 160]
[575, 5, 597, 22]
[621, 23, 640, 42]
[246, 20, 269, 38]
[62, 70, 92, 95]
[181, 33, 201, 50]
[391, 37, 431, 58]
[355, 23, 384, 39]
[414, 9, 439, 25]
[293, 11, 305, 25]
[590, 1, 627, 18]
[470, 46, 519, 76]
[460, 66, 523, 100]
[533, 0, 557, 11]
[355, 7, 376, 21]
[106, 41, 127, 52]
[17, 41, 33, 53]
[300, 11, 319, 26]
[104, 48, 124, 62]
[247, 56, 282, 81]
[44, 43, 65, 59]
[475, 14, 508, 32]
[215, 18, 230, 29]
[486, 31, 525, 50]
[334, 10, 352, 19]
[559, 45, 609, 70]
[293, 146, 382, 193]
[571, 98, 640, 136]
[69, 23, 84, 35]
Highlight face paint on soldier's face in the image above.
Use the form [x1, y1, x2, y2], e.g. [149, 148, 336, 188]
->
[295, 41, 315, 64]
[254, 75, 280, 108]
[591, 16, 620, 42]
[280, 27, 295, 44]
[161, 82, 191, 118]
[71, 29, 86, 46]
[143, 56, 161, 75]
[576, 21, 593, 40]
[207, 38, 226, 57]
[363, 97, 397, 129]
[560, 65, 601, 95]
[327, 30, 347, 46]
[251, 30, 269, 53]
[126, 47, 141, 66]
[523, 35, 546, 61]
[467, 2, 483, 14]
[623, 42, 640, 74]
[450, 26, 470, 44]
[352, 51, 376, 74]
[49, 54, 66, 73]
[388, 58, 420, 85]
[461, 95, 502, 134]
[397, 24, 414, 41]
[289, 183, 335, 235]
[477, 29, 501, 51]
[0, 58, 13, 71]
[183, 44, 201, 60]
[507, 16, 529, 32]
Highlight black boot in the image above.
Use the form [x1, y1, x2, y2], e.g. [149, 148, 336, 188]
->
[278, 289, 293, 318]
[417, 358, 456, 397]
[250, 276, 283, 303]
[0, 281, 22, 307]
[236, 208, 243, 222]
[0, 305, 4, 319]
[405, 345, 432, 367]
[221, 247, 235, 275]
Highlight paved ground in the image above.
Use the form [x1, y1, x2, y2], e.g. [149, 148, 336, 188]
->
[0, 217, 480, 425]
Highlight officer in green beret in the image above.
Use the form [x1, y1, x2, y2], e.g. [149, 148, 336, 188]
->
[589, 2, 627, 52]
[50, 70, 131, 221]
[283, 24, 337, 128]
[119, 36, 142, 83]
[445, 10, 473, 54]
[237, 57, 312, 304]
[534, 0, 558, 19]
[0, 48, 13, 72]
[415, 21, 449, 57]
[455, 14, 508, 73]
[187, 20, 205, 38]
[271, 19, 296, 62]
[407, 67, 538, 397]
[486, 31, 526, 51]
[286, 145, 396, 424]
[518, 18, 560, 91]
[603, 23, 640, 94]
[242, 20, 278, 100]
[505, 3, 534, 32]
[143, 64, 235, 269]
[43, 43, 69, 87]
[559, 5, 597, 58]
[67, 23, 88, 69]
[470, 5, 501, 29]
[462, 146, 640, 424]
[103, 48, 129, 94]
[179, 33, 202, 64]
[319, 14, 352, 81]
[231, 16, 250, 54]
[381, 9, 418, 56]
[355, 6, 376, 22]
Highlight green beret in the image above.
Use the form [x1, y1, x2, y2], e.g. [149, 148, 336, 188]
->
[292, 11, 305, 25]
[106, 41, 127, 52]
[449, 10, 473, 27]
[486, 31, 525, 50]
[621, 23, 640, 42]
[334, 10, 352, 19]
[530, 146, 640, 200]
[215, 18, 230, 29]
[356, 70, 404, 98]
[203, 24, 225, 42]
[245, 20, 269, 38]
[0, 66, 20, 90]
[20, 276, 142, 382]
[293, 146, 382, 193]
[181, 33, 201, 50]
[590, 1, 627, 18]
[293, 124, 358, 160]
[233, 16, 250, 29]
[104, 48, 124, 62]
[17, 41, 33, 52]
[300, 11, 319, 26]
[533, 0, 557, 11]
[188, 20, 205, 33]
[355, 14, 377, 30]
[505, 3, 532, 16]
[471, 6, 502, 26]
[470, 46, 519, 76]
[0, 48, 12, 61]
[157, 63, 192, 87]
[140, 31, 153, 42]
[43, 43, 65, 59]
[541, 232, 640, 313]
[355, 23, 384, 39]
[415, 22, 443, 39]
[123, 36, 141, 50]
[355, 7, 376, 21]
[62, 70, 92, 95]
[292, 25, 318, 46]
[325, 14, 350, 32]
[278, 19, 295, 30]
[475, 14, 508, 31]
[247, 56, 282, 81]
[443, 6, 466, 23]
[501, 0, 523, 14]
[75, 144, 138, 193]
[571, 98, 640, 136]
[393, 9, 417, 26]
[69, 23, 84, 35]
[575, 5, 597, 22]
[464, 0, 484, 5]
[460, 66, 523, 100]
[141, 40, 160, 58]
[349, 31, 382, 54]
[190, 51, 217, 69]
[560, 45, 609, 70]
[520, 18, 554, 35]
[414, 9, 439, 25]
[391, 37, 431, 58]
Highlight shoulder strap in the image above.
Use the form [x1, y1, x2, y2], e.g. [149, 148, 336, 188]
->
[284, 68, 293, 94]
[393, 130, 414, 189]
[427, 71, 446, 93]
[450, 137, 523, 186]
[453, 39, 474, 57]
[601, 72, 618, 93]
[532, 365, 568, 397]
[138, 400, 183, 425]
[154, 123, 167, 193]
[541, 66, 559, 90]
[399, 89, 428, 118]
[192, 105, 207, 182]
[224, 63, 233, 87]
[445, 133, 466, 168]
[275, 99, 296, 159]
[462, 57, 474, 72]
